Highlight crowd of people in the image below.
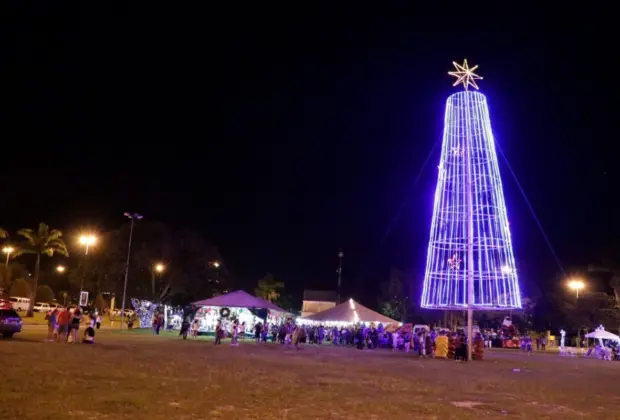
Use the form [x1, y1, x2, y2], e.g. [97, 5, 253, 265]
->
[187, 317, 486, 360]
[43, 306, 102, 344]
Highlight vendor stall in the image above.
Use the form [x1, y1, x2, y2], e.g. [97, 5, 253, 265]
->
[298, 298, 400, 327]
[190, 290, 290, 334]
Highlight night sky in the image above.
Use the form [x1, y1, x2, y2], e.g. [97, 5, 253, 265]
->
[1, 5, 614, 307]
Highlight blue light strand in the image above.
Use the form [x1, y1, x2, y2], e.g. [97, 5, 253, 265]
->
[421, 91, 522, 310]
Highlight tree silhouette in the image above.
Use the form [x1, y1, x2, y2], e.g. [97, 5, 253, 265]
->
[15, 223, 69, 317]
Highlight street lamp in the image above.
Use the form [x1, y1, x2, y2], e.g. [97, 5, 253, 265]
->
[121, 212, 143, 328]
[78, 234, 97, 296]
[56, 265, 66, 273]
[152, 262, 165, 296]
[79, 235, 97, 255]
[2, 246, 14, 266]
[211, 261, 220, 269]
[568, 279, 585, 299]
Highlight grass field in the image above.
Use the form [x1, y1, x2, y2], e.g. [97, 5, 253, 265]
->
[1, 327, 620, 419]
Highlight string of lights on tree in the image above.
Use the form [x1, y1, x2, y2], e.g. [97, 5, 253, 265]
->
[421, 59, 522, 310]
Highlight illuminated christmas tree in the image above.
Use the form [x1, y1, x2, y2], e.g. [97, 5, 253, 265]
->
[421, 60, 521, 313]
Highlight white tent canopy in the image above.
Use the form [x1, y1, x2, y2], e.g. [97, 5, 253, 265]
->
[585, 328, 620, 342]
[299, 298, 399, 325]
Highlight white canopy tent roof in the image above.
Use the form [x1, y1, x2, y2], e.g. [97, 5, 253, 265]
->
[585, 328, 620, 342]
[299, 298, 399, 325]
[192, 290, 288, 313]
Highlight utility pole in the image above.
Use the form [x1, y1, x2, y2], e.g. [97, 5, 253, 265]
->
[120, 212, 143, 328]
[337, 249, 344, 304]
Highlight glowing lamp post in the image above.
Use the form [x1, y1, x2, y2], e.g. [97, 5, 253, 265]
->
[78, 234, 97, 295]
[567, 278, 585, 349]
[79, 235, 97, 255]
[568, 279, 585, 299]
[152, 262, 165, 296]
[2, 246, 14, 267]
[56, 265, 66, 273]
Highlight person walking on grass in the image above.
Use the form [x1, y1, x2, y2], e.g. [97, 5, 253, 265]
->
[95, 313, 102, 330]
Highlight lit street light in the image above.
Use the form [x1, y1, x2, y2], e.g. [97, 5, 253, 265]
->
[78, 234, 98, 297]
[79, 235, 97, 255]
[2, 246, 14, 266]
[568, 279, 585, 299]
[152, 262, 165, 296]
[212, 261, 220, 268]
[56, 265, 66, 273]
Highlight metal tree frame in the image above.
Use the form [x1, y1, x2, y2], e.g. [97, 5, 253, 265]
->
[422, 62, 522, 360]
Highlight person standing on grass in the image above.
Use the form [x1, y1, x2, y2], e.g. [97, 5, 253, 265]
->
[191, 319, 199, 338]
[70, 307, 83, 344]
[254, 322, 262, 343]
[95, 313, 102, 330]
[45, 309, 58, 342]
[57, 307, 70, 342]
[239, 322, 246, 341]
[230, 320, 239, 346]
[215, 319, 223, 345]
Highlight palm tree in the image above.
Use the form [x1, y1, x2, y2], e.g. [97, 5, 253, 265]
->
[16, 223, 69, 317]
[0, 228, 8, 239]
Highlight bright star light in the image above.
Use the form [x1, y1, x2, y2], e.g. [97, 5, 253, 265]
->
[448, 59, 483, 91]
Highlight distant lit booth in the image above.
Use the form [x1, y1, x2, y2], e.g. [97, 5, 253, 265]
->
[298, 298, 400, 327]
[301, 289, 337, 318]
[189, 290, 290, 334]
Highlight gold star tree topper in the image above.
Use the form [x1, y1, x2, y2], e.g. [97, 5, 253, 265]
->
[448, 59, 483, 90]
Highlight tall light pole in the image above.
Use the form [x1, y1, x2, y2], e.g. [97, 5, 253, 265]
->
[78, 235, 97, 295]
[121, 212, 143, 328]
[2, 246, 14, 267]
[568, 279, 585, 299]
[337, 249, 344, 304]
[568, 278, 585, 350]
[152, 263, 165, 297]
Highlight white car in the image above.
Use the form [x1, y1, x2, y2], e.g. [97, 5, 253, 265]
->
[112, 308, 134, 317]
[9, 297, 30, 312]
[33, 302, 51, 312]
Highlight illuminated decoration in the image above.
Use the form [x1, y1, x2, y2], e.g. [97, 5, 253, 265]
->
[219, 307, 230, 318]
[447, 254, 461, 270]
[560, 329, 566, 348]
[421, 60, 522, 310]
[448, 59, 482, 91]
[131, 298, 158, 329]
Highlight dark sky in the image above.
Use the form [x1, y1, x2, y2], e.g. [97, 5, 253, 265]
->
[1, 5, 615, 306]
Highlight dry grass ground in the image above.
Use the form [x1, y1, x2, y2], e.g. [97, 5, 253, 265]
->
[1, 327, 620, 420]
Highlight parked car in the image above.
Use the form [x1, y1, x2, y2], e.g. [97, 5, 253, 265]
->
[33, 302, 51, 312]
[49, 303, 64, 311]
[0, 308, 22, 338]
[112, 309, 134, 317]
[0, 299, 13, 310]
[8, 297, 30, 312]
